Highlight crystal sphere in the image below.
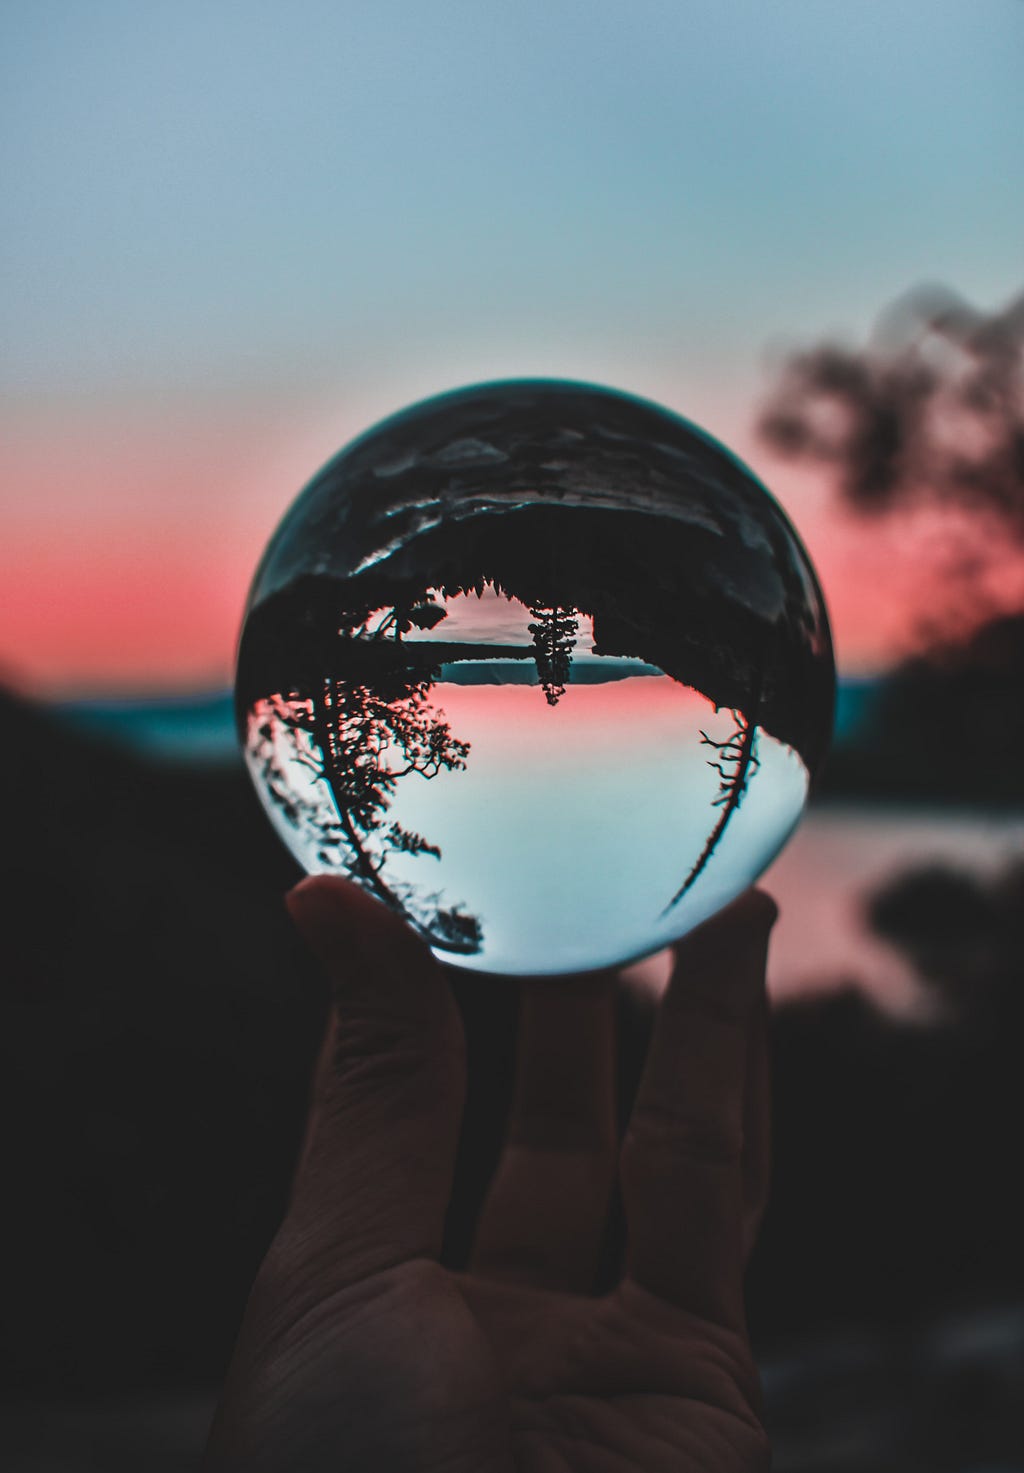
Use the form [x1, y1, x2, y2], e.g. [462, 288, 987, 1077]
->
[236, 380, 834, 975]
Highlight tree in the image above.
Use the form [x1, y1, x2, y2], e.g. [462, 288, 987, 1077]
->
[757, 279, 1024, 651]
[245, 644, 482, 954]
[662, 707, 761, 914]
[527, 605, 579, 705]
[370, 599, 448, 641]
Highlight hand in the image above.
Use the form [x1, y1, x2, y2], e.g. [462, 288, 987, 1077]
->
[205, 877, 777, 1472]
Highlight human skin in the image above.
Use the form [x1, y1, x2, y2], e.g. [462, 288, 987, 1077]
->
[205, 877, 777, 1472]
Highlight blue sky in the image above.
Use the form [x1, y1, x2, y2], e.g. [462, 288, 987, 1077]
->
[4, 1, 1020, 401]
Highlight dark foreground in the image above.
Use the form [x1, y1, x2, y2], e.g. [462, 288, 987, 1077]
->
[1, 688, 1022, 1470]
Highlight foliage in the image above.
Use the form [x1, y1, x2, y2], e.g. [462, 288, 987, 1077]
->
[245, 656, 482, 953]
[527, 605, 579, 706]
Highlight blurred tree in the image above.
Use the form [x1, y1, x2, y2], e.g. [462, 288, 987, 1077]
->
[759, 281, 1023, 536]
[759, 279, 1024, 797]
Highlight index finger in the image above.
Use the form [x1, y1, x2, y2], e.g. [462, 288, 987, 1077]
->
[619, 890, 777, 1330]
[279, 877, 467, 1297]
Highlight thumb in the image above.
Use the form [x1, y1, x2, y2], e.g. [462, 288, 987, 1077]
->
[278, 875, 466, 1291]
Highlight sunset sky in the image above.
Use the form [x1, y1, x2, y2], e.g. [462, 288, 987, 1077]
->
[2, 1, 1021, 694]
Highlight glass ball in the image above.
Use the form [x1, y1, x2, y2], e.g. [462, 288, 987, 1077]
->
[236, 380, 834, 975]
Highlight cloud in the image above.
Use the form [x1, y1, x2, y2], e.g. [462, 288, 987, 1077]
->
[757, 283, 1024, 536]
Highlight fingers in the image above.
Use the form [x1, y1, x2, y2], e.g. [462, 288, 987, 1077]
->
[620, 890, 777, 1330]
[276, 876, 466, 1295]
[471, 972, 617, 1293]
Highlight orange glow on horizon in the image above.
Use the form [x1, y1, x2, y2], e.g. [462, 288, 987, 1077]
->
[4, 398, 1023, 695]
[429, 674, 715, 745]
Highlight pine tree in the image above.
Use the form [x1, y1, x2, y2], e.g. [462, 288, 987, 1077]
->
[528, 605, 579, 706]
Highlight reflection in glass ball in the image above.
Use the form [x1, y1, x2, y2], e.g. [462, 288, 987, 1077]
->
[236, 381, 834, 975]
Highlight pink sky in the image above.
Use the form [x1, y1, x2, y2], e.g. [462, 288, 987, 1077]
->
[3, 394, 1020, 695]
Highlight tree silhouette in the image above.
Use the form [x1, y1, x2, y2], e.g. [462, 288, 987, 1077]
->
[370, 598, 449, 642]
[527, 605, 579, 705]
[246, 645, 482, 953]
[757, 279, 1024, 675]
[662, 707, 761, 914]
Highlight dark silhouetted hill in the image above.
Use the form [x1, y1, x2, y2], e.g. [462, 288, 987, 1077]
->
[819, 613, 1024, 804]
